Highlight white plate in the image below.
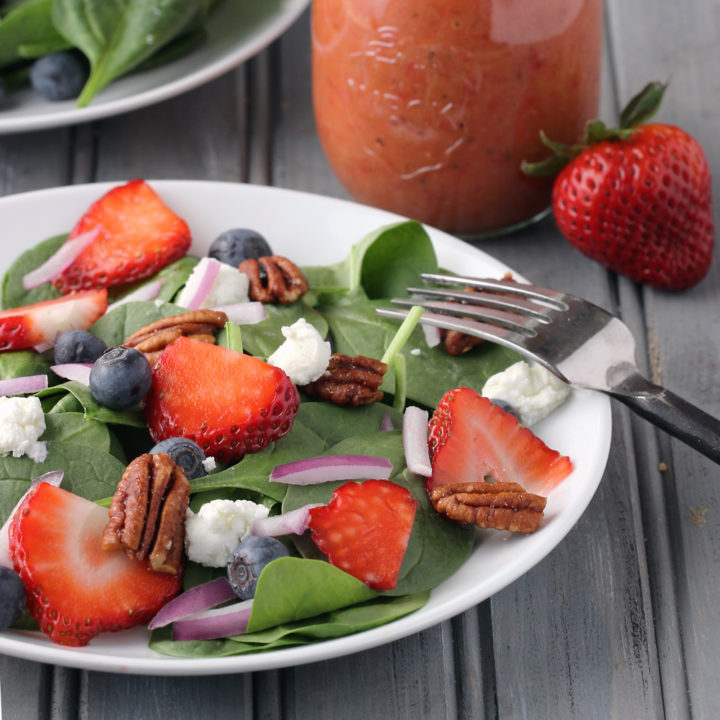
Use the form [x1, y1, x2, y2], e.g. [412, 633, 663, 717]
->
[0, 181, 612, 675]
[0, 0, 309, 135]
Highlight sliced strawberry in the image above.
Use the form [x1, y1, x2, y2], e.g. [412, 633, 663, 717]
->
[53, 180, 191, 293]
[427, 388, 572, 495]
[0, 289, 107, 351]
[144, 336, 300, 462]
[308, 479, 418, 590]
[9, 482, 182, 647]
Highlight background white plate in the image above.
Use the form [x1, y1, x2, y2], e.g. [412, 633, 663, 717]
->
[0, 0, 309, 135]
[0, 181, 612, 675]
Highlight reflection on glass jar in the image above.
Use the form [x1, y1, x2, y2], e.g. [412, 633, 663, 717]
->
[312, 0, 603, 236]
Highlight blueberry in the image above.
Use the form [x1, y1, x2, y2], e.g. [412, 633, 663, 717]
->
[30, 51, 89, 102]
[227, 536, 289, 600]
[150, 437, 207, 479]
[489, 398, 521, 422]
[0, 566, 26, 630]
[208, 229, 272, 267]
[89, 347, 152, 410]
[54, 330, 107, 364]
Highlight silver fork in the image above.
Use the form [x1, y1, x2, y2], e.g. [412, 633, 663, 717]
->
[377, 273, 720, 464]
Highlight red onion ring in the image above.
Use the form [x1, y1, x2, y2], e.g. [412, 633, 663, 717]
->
[148, 577, 237, 630]
[172, 599, 254, 641]
[106, 279, 163, 313]
[51, 363, 92, 386]
[402, 406, 432, 477]
[185, 259, 221, 310]
[209, 302, 266, 325]
[22, 227, 100, 290]
[0, 375, 48, 396]
[250, 504, 323, 537]
[269, 455, 393, 485]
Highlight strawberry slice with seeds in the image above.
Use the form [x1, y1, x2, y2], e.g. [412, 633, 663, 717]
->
[0, 289, 107, 351]
[9, 482, 182, 647]
[427, 388, 573, 495]
[53, 180, 191, 293]
[309, 479, 418, 590]
[144, 336, 300, 462]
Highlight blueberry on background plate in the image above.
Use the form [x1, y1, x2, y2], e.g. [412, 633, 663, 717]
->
[0, 567, 26, 631]
[209, 229, 272, 267]
[150, 437, 207, 479]
[54, 330, 107, 364]
[227, 536, 289, 600]
[30, 50, 89, 102]
[89, 347, 152, 410]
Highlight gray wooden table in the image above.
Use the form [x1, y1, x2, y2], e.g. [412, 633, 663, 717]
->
[1, 2, 719, 718]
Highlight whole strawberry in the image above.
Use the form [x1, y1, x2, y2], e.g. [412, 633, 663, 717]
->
[523, 82, 714, 291]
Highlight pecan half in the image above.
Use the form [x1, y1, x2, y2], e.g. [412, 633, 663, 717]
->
[301, 353, 387, 405]
[123, 309, 227, 366]
[238, 255, 309, 304]
[102, 453, 191, 574]
[428, 481, 546, 534]
[440, 272, 515, 356]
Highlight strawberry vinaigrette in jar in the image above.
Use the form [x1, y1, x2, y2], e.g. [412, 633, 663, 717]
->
[311, 0, 603, 236]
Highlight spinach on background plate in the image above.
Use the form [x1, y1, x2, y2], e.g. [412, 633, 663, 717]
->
[0, 0, 69, 69]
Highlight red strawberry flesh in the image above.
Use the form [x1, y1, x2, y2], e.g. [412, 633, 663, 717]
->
[9, 482, 182, 646]
[427, 388, 572, 496]
[0, 289, 107, 351]
[309, 479, 417, 590]
[144, 336, 300, 462]
[53, 179, 191, 293]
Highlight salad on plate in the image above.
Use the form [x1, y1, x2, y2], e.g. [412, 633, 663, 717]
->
[0, 180, 578, 661]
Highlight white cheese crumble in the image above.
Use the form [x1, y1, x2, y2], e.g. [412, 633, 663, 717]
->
[184, 499, 270, 567]
[0, 396, 47, 462]
[267, 318, 331, 385]
[481, 360, 570, 426]
[176, 257, 250, 309]
[202, 456, 217, 473]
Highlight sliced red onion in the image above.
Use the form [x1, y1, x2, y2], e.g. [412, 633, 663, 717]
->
[209, 302, 266, 325]
[172, 599, 254, 641]
[185, 258, 221, 310]
[106, 278, 163, 313]
[0, 374, 48, 396]
[250, 503, 323, 537]
[33, 342, 54, 354]
[148, 577, 236, 630]
[22, 227, 100, 290]
[269, 455, 393, 485]
[379, 412, 394, 431]
[51, 363, 92, 386]
[421, 322, 441, 349]
[0, 471, 64, 568]
[402, 406, 432, 477]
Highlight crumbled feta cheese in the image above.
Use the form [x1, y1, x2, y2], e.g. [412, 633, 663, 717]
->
[176, 257, 250, 309]
[184, 499, 269, 567]
[0, 396, 47, 462]
[267, 318, 331, 385]
[202, 456, 216, 473]
[481, 360, 570, 426]
[410, 348, 422, 356]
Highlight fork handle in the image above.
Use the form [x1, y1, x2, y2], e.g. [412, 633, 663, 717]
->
[609, 372, 720, 464]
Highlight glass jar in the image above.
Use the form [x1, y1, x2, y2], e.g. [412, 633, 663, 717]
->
[311, 0, 603, 236]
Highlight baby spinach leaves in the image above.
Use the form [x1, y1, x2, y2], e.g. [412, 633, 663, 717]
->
[52, 0, 208, 106]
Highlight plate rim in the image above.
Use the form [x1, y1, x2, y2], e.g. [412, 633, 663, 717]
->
[0, 180, 612, 674]
[0, 0, 310, 135]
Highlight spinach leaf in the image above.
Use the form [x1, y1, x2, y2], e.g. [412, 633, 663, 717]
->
[52, 0, 207, 106]
[1, 233, 64, 309]
[0, 0, 69, 69]
[0, 349, 52, 380]
[149, 591, 427, 658]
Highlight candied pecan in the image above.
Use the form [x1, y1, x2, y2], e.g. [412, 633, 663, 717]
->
[238, 255, 309, 304]
[123, 309, 227, 365]
[302, 353, 387, 405]
[440, 272, 515, 356]
[428, 481, 546, 534]
[102, 453, 191, 574]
